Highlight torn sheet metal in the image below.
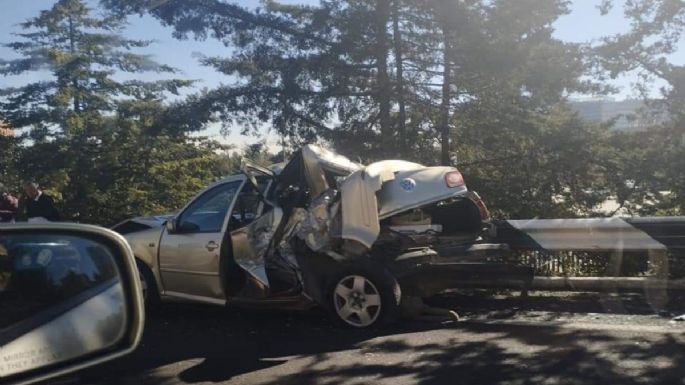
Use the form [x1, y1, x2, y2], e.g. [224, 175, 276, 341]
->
[276, 146, 472, 265]
[339, 172, 389, 250]
[295, 190, 340, 252]
[302, 145, 361, 198]
[232, 208, 283, 286]
[264, 209, 307, 291]
[303, 145, 361, 175]
[270, 208, 307, 267]
[283, 190, 349, 263]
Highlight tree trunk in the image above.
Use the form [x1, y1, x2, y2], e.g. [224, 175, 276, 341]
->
[68, 12, 85, 220]
[439, 20, 451, 166]
[68, 14, 80, 113]
[375, 0, 392, 151]
[392, 0, 406, 154]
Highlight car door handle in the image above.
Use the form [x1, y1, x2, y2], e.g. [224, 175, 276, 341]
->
[206, 241, 219, 252]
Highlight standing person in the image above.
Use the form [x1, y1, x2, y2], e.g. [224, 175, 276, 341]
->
[23, 182, 60, 222]
[0, 183, 19, 223]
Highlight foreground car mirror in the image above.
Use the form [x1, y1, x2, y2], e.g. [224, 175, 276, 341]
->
[0, 223, 144, 385]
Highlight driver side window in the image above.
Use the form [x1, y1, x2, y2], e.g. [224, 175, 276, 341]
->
[178, 181, 242, 233]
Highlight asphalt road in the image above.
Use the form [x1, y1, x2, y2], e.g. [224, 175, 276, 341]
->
[47, 291, 685, 385]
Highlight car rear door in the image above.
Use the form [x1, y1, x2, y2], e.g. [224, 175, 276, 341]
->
[158, 179, 243, 304]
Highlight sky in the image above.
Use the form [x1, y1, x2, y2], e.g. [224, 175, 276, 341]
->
[1, 0, 683, 147]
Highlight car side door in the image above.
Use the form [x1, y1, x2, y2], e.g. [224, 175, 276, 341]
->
[158, 179, 243, 304]
[228, 178, 281, 290]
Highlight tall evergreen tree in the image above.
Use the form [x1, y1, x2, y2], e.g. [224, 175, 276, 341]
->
[0, 0, 217, 224]
[597, 0, 685, 214]
[104, 1, 602, 182]
[104, 0, 405, 158]
[0, 127, 20, 192]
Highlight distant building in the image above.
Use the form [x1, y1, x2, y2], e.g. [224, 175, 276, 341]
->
[0, 121, 14, 137]
[570, 99, 667, 132]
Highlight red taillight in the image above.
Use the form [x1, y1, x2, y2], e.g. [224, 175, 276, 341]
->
[444, 170, 465, 188]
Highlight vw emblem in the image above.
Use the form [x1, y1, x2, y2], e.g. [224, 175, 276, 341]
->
[400, 178, 416, 192]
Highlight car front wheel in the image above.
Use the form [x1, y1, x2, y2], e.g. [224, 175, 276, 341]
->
[136, 260, 160, 310]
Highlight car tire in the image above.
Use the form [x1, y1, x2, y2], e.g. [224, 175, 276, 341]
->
[326, 263, 401, 328]
[136, 260, 160, 310]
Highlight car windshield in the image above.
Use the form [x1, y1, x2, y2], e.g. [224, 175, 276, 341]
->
[3, 0, 685, 384]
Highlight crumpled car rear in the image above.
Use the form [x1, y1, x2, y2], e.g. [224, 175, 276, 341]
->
[255, 145, 495, 303]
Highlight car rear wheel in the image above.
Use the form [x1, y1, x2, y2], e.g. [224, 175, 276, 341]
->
[328, 265, 401, 328]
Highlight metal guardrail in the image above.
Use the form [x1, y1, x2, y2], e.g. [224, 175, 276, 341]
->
[529, 276, 685, 291]
[493, 217, 685, 254]
[472, 217, 685, 292]
[449, 276, 685, 293]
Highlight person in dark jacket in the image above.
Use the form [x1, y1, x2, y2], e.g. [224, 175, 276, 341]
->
[23, 182, 60, 222]
[0, 183, 19, 223]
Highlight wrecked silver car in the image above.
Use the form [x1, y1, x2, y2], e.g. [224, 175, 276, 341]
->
[125, 145, 526, 327]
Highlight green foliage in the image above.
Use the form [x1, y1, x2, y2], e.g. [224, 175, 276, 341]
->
[456, 103, 617, 218]
[595, 1, 685, 215]
[0, 134, 21, 192]
[99, 0, 635, 219]
[103, 0, 596, 158]
[0, 0, 222, 225]
[5, 0, 684, 228]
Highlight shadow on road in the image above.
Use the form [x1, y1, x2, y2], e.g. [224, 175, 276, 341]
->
[64, 292, 685, 385]
[74, 303, 410, 384]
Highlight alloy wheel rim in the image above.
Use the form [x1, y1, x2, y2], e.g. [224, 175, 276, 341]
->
[333, 275, 381, 327]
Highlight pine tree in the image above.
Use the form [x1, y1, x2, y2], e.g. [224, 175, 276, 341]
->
[103, 1, 601, 177]
[595, 0, 685, 215]
[0, 0, 215, 224]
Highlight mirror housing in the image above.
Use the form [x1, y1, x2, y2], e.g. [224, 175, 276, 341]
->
[165, 218, 176, 234]
[168, 218, 199, 234]
[0, 223, 144, 385]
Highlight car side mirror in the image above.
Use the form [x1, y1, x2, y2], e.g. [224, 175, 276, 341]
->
[165, 218, 176, 234]
[166, 218, 198, 234]
[0, 223, 144, 385]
